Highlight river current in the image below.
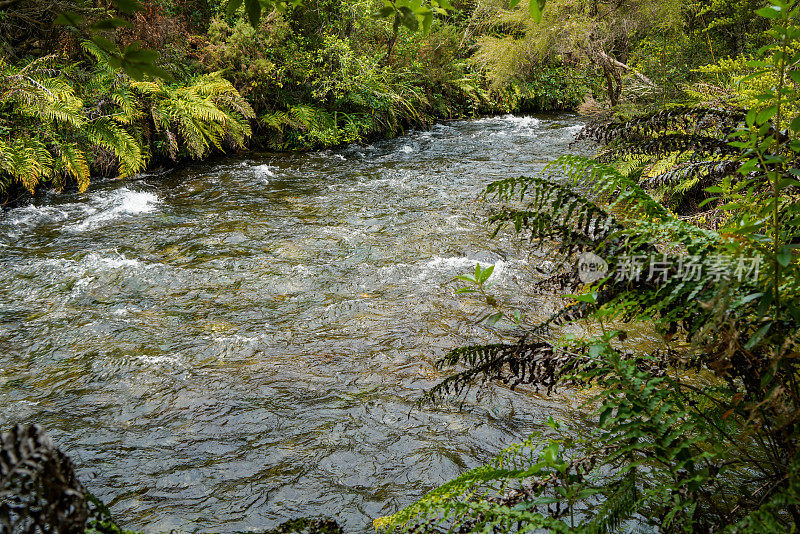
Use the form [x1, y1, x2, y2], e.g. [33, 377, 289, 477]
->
[1, 114, 586, 532]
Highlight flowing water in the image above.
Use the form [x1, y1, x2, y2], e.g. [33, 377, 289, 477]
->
[1, 114, 588, 533]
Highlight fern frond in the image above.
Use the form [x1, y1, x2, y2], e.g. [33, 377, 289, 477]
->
[644, 159, 740, 189]
[0, 137, 53, 193]
[53, 141, 90, 192]
[587, 468, 639, 534]
[579, 106, 745, 146]
[87, 118, 146, 177]
[375, 433, 558, 532]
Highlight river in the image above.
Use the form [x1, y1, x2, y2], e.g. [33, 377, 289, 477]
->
[0, 114, 586, 533]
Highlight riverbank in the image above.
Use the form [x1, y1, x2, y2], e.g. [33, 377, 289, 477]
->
[0, 0, 587, 207]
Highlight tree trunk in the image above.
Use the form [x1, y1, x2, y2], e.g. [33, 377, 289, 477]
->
[601, 61, 621, 107]
[384, 31, 398, 65]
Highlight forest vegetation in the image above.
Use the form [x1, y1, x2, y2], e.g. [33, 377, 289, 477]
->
[374, 1, 800, 532]
[0, 0, 587, 202]
[1, 0, 800, 532]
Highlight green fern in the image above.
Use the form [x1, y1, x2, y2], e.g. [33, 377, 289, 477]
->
[0, 46, 256, 195]
[375, 434, 584, 533]
[133, 73, 254, 159]
[400, 143, 792, 532]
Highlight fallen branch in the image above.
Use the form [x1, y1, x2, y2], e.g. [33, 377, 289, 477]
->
[596, 49, 655, 87]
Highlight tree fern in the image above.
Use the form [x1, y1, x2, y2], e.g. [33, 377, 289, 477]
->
[53, 141, 91, 192]
[0, 138, 54, 193]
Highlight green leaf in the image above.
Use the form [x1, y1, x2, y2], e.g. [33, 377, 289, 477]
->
[528, 0, 543, 22]
[745, 108, 757, 126]
[698, 197, 719, 208]
[421, 11, 433, 32]
[756, 106, 778, 125]
[729, 223, 763, 235]
[777, 245, 793, 267]
[398, 6, 419, 30]
[509, 0, 521, 7]
[566, 291, 597, 304]
[122, 63, 144, 80]
[106, 54, 123, 69]
[599, 405, 613, 426]
[376, 5, 396, 17]
[54, 12, 86, 27]
[734, 293, 763, 307]
[140, 63, 174, 82]
[123, 47, 159, 65]
[745, 323, 772, 350]
[755, 5, 782, 18]
[790, 114, 800, 133]
[478, 264, 494, 283]
[485, 312, 503, 325]
[226, 0, 244, 16]
[738, 158, 759, 175]
[113, 0, 142, 14]
[91, 36, 121, 55]
[245, 0, 262, 27]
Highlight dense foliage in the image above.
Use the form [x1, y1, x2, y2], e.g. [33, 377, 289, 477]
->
[0, 0, 585, 202]
[376, 0, 800, 532]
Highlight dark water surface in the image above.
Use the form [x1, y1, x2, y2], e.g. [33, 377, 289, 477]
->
[1, 114, 586, 533]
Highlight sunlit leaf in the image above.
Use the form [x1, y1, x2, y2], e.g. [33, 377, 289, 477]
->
[528, 0, 544, 23]
[755, 5, 782, 18]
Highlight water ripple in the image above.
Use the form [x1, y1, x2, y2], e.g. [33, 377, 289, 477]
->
[0, 114, 589, 533]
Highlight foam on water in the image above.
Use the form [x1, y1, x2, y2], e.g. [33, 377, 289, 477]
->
[472, 114, 542, 138]
[506, 115, 540, 128]
[84, 252, 144, 270]
[8, 205, 69, 227]
[211, 333, 270, 344]
[112, 306, 141, 316]
[253, 164, 276, 181]
[2, 205, 71, 238]
[40, 251, 149, 277]
[66, 188, 159, 232]
[134, 354, 184, 367]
